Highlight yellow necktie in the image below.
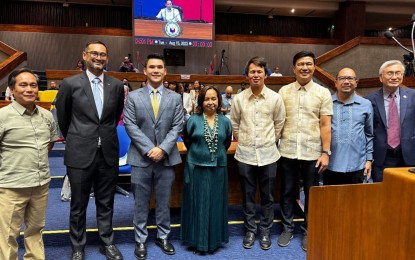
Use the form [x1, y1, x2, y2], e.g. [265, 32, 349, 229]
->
[152, 89, 159, 118]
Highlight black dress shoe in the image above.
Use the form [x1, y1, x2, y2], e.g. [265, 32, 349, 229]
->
[70, 251, 85, 260]
[155, 238, 175, 255]
[259, 234, 272, 250]
[242, 232, 255, 249]
[99, 244, 123, 260]
[134, 243, 147, 260]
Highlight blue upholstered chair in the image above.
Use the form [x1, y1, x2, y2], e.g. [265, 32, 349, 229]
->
[116, 125, 131, 196]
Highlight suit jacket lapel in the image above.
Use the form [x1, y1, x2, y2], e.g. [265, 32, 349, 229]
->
[157, 90, 171, 121]
[399, 87, 408, 124]
[102, 75, 112, 118]
[81, 72, 100, 120]
[376, 89, 387, 127]
[139, 88, 157, 123]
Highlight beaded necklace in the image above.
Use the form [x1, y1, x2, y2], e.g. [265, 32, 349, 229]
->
[203, 113, 219, 161]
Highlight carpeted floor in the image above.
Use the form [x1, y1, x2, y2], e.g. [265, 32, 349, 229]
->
[17, 144, 307, 259]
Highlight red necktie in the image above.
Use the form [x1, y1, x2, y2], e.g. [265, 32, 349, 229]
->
[387, 93, 400, 148]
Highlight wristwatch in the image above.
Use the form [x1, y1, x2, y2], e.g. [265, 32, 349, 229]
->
[322, 150, 331, 156]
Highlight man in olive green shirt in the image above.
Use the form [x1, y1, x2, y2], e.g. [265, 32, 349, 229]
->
[0, 68, 58, 259]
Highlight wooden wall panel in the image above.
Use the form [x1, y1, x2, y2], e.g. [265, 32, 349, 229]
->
[0, 29, 336, 76]
[320, 44, 410, 79]
[0, 31, 132, 73]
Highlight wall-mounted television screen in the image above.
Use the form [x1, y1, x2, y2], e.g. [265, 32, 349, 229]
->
[164, 48, 185, 66]
[133, 0, 214, 48]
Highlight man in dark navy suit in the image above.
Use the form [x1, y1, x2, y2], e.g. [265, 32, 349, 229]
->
[56, 40, 124, 260]
[365, 60, 415, 182]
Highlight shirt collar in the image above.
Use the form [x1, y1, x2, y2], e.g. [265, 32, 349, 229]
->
[86, 69, 104, 83]
[246, 85, 268, 98]
[295, 80, 314, 91]
[383, 87, 400, 98]
[333, 92, 360, 105]
[11, 100, 38, 116]
[147, 85, 164, 95]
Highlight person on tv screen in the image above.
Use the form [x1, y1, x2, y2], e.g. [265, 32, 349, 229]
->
[156, 0, 182, 22]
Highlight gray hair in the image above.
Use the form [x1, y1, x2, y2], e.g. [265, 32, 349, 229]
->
[379, 60, 405, 75]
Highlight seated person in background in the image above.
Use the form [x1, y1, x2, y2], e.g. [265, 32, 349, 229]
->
[270, 66, 283, 77]
[122, 78, 133, 92]
[48, 81, 59, 90]
[156, 0, 182, 22]
[5, 86, 14, 101]
[119, 56, 139, 73]
[184, 82, 191, 93]
[168, 81, 177, 92]
[192, 80, 201, 112]
[163, 80, 169, 89]
[237, 82, 247, 94]
[75, 60, 85, 71]
[177, 83, 192, 120]
[221, 86, 233, 117]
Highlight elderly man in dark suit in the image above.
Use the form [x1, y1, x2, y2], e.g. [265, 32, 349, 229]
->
[56, 40, 124, 260]
[365, 60, 415, 182]
[123, 53, 183, 260]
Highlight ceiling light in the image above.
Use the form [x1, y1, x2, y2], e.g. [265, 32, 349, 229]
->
[388, 27, 393, 31]
[268, 15, 273, 19]
[291, 9, 295, 13]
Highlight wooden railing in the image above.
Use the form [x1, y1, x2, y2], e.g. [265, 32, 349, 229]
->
[0, 24, 340, 45]
[45, 69, 296, 85]
[315, 37, 415, 90]
[0, 41, 27, 82]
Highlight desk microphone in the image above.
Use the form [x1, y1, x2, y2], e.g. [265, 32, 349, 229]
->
[384, 31, 413, 53]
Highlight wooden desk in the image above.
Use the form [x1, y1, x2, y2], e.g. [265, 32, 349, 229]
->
[134, 20, 212, 40]
[0, 101, 52, 110]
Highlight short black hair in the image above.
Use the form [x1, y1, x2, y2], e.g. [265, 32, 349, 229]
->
[292, 51, 316, 66]
[85, 40, 108, 53]
[244, 56, 268, 75]
[196, 85, 222, 114]
[8, 68, 39, 89]
[145, 53, 166, 67]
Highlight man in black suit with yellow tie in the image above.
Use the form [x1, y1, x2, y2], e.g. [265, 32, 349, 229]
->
[56, 41, 124, 260]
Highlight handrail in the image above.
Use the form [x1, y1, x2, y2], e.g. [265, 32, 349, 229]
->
[0, 40, 27, 82]
[315, 37, 415, 90]
[45, 70, 296, 85]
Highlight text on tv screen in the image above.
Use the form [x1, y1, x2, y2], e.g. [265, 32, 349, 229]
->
[133, 0, 214, 48]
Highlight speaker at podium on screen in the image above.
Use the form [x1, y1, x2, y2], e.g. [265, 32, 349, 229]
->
[134, 0, 214, 47]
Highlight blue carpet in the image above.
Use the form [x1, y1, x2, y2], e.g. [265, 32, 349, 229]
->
[17, 145, 306, 259]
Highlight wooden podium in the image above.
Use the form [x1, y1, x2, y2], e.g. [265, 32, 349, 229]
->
[307, 168, 415, 260]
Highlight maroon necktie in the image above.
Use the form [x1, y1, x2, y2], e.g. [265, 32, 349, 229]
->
[387, 93, 400, 148]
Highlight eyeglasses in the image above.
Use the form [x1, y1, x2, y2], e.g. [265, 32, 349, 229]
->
[296, 62, 314, 68]
[337, 76, 357, 82]
[383, 71, 403, 77]
[86, 51, 107, 58]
